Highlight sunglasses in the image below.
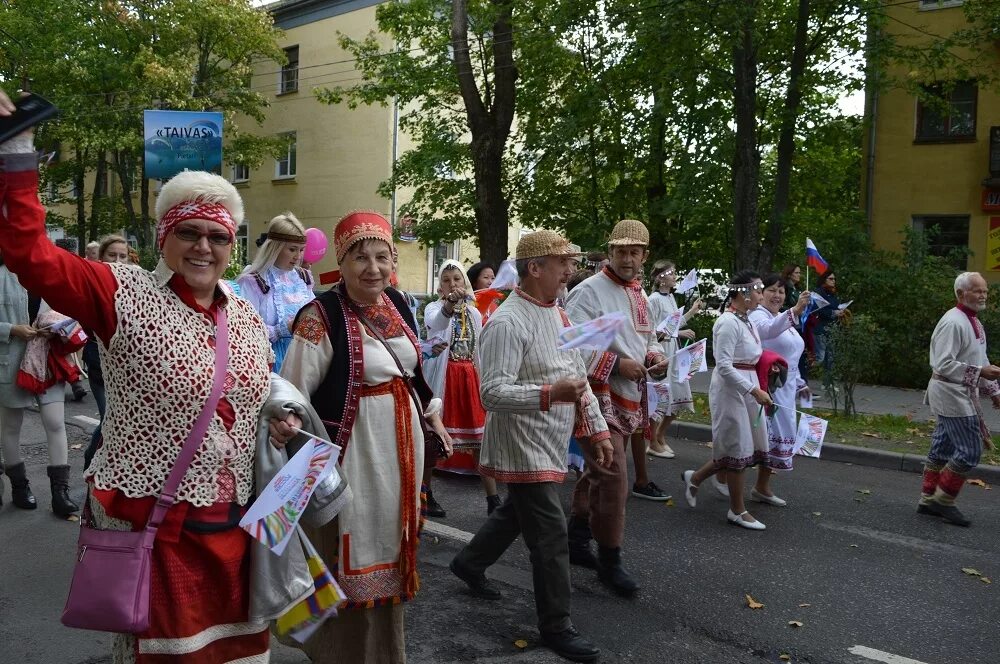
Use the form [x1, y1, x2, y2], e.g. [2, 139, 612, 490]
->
[172, 226, 233, 246]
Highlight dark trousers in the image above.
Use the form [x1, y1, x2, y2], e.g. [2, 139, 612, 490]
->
[82, 340, 105, 471]
[455, 482, 572, 634]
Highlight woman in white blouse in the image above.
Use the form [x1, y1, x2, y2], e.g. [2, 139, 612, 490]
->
[748, 274, 811, 506]
[682, 270, 773, 530]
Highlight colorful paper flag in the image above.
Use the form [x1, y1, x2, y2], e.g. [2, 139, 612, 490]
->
[690, 338, 709, 373]
[240, 436, 340, 555]
[646, 379, 671, 418]
[676, 269, 698, 294]
[558, 312, 627, 353]
[656, 305, 685, 337]
[793, 414, 828, 458]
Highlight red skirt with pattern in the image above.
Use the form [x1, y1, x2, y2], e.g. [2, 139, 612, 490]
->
[436, 359, 486, 474]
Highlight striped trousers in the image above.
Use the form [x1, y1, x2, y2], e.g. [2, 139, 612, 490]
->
[920, 415, 983, 506]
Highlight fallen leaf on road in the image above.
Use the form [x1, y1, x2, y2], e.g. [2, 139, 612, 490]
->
[961, 568, 982, 577]
[514, 639, 528, 649]
[664, 498, 675, 507]
[70, 444, 83, 450]
[981, 577, 992, 584]
[856, 489, 872, 495]
[745, 594, 764, 609]
[788, 621, 803, 628]
[861, 432, 883, 439]
[779, 655, 791, 662]
[811, 512, 821, 517]
[906, 427, 921, 435]
[849, 544, 859, 548]
[702, 442, 713, 448]
[66, 514, 80, 522]
[854, 498, 865, 503]
[798, 603, 811, 608]
[966, 479, 991, 490]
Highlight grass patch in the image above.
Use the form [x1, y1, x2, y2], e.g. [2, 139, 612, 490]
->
[685, 393, 1000, 467]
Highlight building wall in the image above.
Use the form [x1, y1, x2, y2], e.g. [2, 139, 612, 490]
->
[866, 1, 1000, 277]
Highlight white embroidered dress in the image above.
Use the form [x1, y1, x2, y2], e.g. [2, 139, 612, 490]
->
[709, 311, 768, 470]
[749, 305, 804, 471]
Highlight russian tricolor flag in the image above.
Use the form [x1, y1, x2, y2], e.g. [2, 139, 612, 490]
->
[806, 238, 828, 274]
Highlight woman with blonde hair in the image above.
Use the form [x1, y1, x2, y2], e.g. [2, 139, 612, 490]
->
[647, 259, 703, 458]
[236, 212, 314, 371]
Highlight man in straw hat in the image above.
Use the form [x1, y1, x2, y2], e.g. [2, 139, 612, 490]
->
[451, 229, 611, 663]
[563, 219, 668, 597]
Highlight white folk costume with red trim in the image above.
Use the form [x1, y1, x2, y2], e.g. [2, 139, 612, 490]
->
[477, 288, 610, 483]
[565, 267, 663, 436]
[648, 290, 695, 417]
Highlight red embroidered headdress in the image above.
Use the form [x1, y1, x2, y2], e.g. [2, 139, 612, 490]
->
[334, 210, 394, 262]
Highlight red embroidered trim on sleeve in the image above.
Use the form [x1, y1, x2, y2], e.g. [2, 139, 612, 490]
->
[293, 315, 326, 345]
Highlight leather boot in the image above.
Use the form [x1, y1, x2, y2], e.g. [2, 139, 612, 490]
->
[567, 516, 598, 569]
[47, 465, 80, 517]
[486, 494, 502, 515]
[597, 546, 638, 597]
[6, 462, 37, 510]
[426, 489, 446, 518]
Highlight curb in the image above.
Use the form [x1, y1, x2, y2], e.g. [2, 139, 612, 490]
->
[668, 421, 1000, 483]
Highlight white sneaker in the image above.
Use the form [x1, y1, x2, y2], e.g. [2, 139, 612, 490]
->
[750, 488, 787, 507]
[681, 470, 697, 508]
[727, 510, 766, 530]
[711, 475, 730, 498]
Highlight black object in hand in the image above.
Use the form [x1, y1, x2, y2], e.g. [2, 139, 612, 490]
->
[0, 93, 58, 144]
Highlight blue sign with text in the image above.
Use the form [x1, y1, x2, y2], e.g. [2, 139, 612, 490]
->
[143, 110, 223, 180]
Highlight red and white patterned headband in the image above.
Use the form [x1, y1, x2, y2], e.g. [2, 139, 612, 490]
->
[157, 200, 237, 249]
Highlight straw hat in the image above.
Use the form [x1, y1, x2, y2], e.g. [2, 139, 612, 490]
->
[607, 219, 649, 247]
[515, 230, 584, 260]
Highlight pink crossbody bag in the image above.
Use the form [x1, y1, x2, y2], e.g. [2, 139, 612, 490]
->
[61, 308, 229, 633]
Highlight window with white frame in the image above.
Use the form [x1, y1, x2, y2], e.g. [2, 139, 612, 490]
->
[232, 163, 250, 183]
[275, 133, 297, 179]
[280, 46, 299, 94]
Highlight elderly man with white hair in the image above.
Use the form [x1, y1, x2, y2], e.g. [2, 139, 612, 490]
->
[919, 271, 1000, 526]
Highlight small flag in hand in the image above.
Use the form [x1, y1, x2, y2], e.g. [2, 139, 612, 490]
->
[805, 238, 828, 274]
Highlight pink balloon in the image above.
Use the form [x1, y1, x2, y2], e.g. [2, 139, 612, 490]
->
[303, 227, 328, 263]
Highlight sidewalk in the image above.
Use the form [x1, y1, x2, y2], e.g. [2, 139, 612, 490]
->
[687, 372, 1000, 433]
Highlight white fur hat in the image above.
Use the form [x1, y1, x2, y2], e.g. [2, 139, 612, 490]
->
[155, 170, 244, 224]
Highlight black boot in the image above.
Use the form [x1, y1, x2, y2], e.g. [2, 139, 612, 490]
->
[486, 494, 502, 515]
[47, 465, 80, 518]
[426, 489, 446, 518]
[540, 626, 601, 663]
[597, 546, 639, 597]
[567, 516, 598, 569]
[6, 462, 37, 510]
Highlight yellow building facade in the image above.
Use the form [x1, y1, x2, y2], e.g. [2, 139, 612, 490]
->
[865, 1, 1000, 277]
[230, 0, 523, 294]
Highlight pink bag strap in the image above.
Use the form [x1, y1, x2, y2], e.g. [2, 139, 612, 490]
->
[145, 307, 230, 532]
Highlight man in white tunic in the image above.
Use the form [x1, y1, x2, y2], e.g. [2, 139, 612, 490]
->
[450, 230, 612, 664]
[919, 272, 1000, 527]
[564, 219, 667, 597]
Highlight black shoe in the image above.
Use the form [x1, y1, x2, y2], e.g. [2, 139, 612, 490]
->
[6, 462, 37, 510]
[935, 504, 971, 527]
[449, 558, 502, 600]
[597, 546, 639, 597]
[631, 481, 671, 502]
[916, 502, 940, 517]
[486, 494, 502, 515]
[47, 465, 80, 518]
[567, 516, 598, 569]
[72, 384, 87, 401]
[426, 490, 446, 518]
[540, 626, 601, 663]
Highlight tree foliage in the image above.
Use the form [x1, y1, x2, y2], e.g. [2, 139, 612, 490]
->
[0, 0, 285, 251]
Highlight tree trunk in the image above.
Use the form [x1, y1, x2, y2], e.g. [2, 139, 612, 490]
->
[74, 151, 87, 255]
[89, 153, 107, 242]
[113, 150, 140, 242]
[760, 0, 811, 271]
[646, 85, 677, 257]
[451, 0, 517, 266]
[731, 0, 760, 271]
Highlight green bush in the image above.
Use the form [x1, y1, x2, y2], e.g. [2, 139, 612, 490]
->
[829, 313, 887, 416]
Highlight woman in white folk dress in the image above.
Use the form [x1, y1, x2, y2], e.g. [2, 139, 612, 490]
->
[647, 260, 703, 458]
[747, 273, 811, 507]
[681, 270, 773, 530]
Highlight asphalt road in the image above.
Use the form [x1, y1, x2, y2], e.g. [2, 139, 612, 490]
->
[1, 396, 996, 664]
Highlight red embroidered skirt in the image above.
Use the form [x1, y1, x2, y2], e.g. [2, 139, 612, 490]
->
[92, 489, 270, 663]
[436, 359, 486, 474]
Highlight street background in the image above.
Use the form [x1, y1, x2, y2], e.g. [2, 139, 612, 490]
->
[0, 389, 997, 664]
